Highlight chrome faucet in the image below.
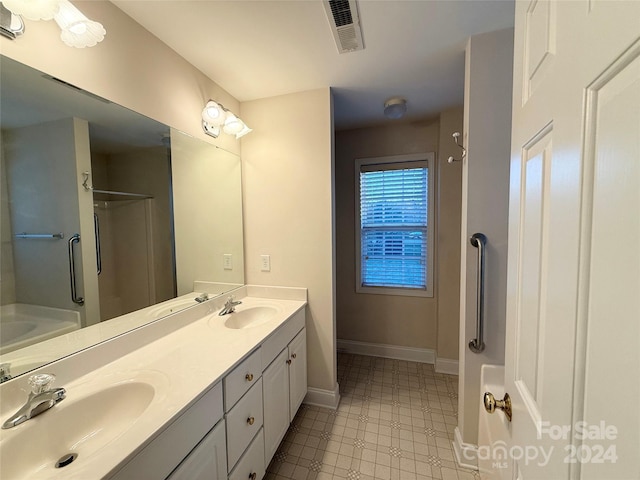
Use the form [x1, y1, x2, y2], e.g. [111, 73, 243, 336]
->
[0, 363, 11, 383]
[2, 373, 66, 429]
[195, 293, 210, 303]
[219, 296, 242, 316]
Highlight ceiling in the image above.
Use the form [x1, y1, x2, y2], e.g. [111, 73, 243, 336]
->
[112, 0, 515, 130]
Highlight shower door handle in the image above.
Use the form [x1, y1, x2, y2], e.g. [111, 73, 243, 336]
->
[68, 234, 84, 305]
[469, 233, 487, 353]
[94, 213, 102, 275]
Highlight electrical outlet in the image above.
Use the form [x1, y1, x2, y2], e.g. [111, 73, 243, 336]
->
[260, 254, 271, 272]
[223, 254, 233, 270]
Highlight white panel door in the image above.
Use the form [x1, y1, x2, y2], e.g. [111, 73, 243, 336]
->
[503, 1, 640, 478]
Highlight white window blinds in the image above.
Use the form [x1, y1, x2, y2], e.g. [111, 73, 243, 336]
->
[359, 161, 428, 290]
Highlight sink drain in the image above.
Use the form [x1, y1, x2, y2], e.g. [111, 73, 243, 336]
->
[55, 453, 78, 468]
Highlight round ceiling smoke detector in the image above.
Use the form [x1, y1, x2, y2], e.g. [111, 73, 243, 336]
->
[383, 97, 407, 120]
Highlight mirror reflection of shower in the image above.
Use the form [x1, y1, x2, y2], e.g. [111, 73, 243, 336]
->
[90, 134, 175, 322]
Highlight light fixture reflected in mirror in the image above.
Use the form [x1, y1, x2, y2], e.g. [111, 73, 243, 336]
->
[202, 100, 251, 140]
[1, 0, 105, 47]
[2, 0, 59, 20]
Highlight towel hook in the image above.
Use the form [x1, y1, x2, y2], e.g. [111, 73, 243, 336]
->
[82, 171, 93, 191]
[447, 132, 466, 163]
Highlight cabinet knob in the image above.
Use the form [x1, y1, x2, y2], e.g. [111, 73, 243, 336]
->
[286, 359, 292, 365]
[249, 473, 257, 480]
[247, 416, 255, 426]
[291, 353, 297, 359]
[245, 373, 254, 382]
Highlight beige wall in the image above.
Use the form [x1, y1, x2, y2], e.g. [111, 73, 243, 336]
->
[0, 1, 240, 155]
[437, 109, 464, 360]
[240, 89, 336, 394]
[335, 113, 462, 360]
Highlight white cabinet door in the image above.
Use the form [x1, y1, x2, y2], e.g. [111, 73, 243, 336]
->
[262, 349, 290, 463]
[167, 419, 227, 480]
[288, 328, 307, 422]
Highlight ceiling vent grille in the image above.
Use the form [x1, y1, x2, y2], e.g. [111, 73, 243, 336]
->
[323, 0, 364, 54]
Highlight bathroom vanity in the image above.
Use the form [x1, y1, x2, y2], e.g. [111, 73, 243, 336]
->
[0, 286, 307, 480]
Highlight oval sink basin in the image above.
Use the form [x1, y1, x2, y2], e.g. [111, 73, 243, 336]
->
[223, 306, 278, 329]
[0, 381, 155, 479]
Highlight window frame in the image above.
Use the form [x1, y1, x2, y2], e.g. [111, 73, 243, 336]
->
[354, 152, 435, 298]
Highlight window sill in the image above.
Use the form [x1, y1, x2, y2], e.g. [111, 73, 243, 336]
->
[356, 285, 433, 298]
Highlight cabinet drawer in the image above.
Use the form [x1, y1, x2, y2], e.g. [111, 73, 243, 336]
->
[229, 428, 265, 480]
[224, 348, 262, 412]
[226, 378, 264, 470]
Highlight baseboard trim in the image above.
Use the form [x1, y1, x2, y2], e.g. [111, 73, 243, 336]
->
[304, 384, 341, 409]
[435, 357, 459, 375]
[453, 426, 478, 470]
[337, 339, 436, 364]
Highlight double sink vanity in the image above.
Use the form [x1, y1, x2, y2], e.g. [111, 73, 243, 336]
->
[0, 285, 308, 480]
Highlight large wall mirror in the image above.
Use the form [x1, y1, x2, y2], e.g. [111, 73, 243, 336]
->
[0, 55, 244, 381]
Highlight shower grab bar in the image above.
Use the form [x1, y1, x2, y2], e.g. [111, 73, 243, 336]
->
[94, 214, 102, 275]
[68, 234, 84, 305]
[15, 233, 64, 239]
[469, 233, 487, 353]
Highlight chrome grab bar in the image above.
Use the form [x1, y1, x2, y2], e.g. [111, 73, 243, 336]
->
[94, 213, 102, 275]
[67, 234, 84, 305]
[15, 233, 63, 239]
[469, 232, 487, 353]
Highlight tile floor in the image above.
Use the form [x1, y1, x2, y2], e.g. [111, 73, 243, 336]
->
[265, 353, 480, 480]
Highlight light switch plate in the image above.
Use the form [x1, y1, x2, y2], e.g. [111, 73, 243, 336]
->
[260, 255, 271, 272]
[223, 254, 233, 270]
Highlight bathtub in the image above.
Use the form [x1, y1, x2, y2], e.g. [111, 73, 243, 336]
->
[478, 364, 513, 480]
[0, 303, 81, 355]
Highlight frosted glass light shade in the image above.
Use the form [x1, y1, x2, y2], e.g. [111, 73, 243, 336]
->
[202, 100, 227, 126]
[223, 114, 244, 135]
[54, 0, 105, 48]
[2, 0, 60, 20]
[383, 97, 407, 119]
[235, 124, 252, 139]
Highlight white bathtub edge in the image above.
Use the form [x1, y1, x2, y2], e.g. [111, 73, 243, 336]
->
[453, 426, 479, 470]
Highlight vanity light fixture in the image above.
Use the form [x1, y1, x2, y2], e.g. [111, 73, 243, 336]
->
[202, 100, 252, 140]
[1, 0, 105, 47]
[53, 0, 105, 48]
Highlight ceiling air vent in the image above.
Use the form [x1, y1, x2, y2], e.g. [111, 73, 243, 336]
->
[323, 0, 364, 54]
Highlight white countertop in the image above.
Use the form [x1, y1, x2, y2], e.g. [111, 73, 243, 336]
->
[0, 285, 307, 480]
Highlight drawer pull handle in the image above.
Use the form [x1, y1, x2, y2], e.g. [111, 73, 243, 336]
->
[247, 416, 255, 425]
[291, 353, 297, 359]
[249, 473, 257, 480]
[245, 373, 254, 381]
[286, 359, 292, 365]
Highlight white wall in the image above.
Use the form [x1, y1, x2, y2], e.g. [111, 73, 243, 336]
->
[457, 28, 514, 452]
[240, 89, 337, 400]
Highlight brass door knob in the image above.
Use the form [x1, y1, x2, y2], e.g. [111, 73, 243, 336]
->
[249, 473, 257, 480]
[484, 392, 512, 421]
[291, 353, 297, 359]
[245, 373, 254, 381]
[286, 359, 292, 365]
[247, 416, 255, 425]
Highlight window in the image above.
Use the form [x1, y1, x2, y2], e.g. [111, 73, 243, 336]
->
[355, 153, 434, 297]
